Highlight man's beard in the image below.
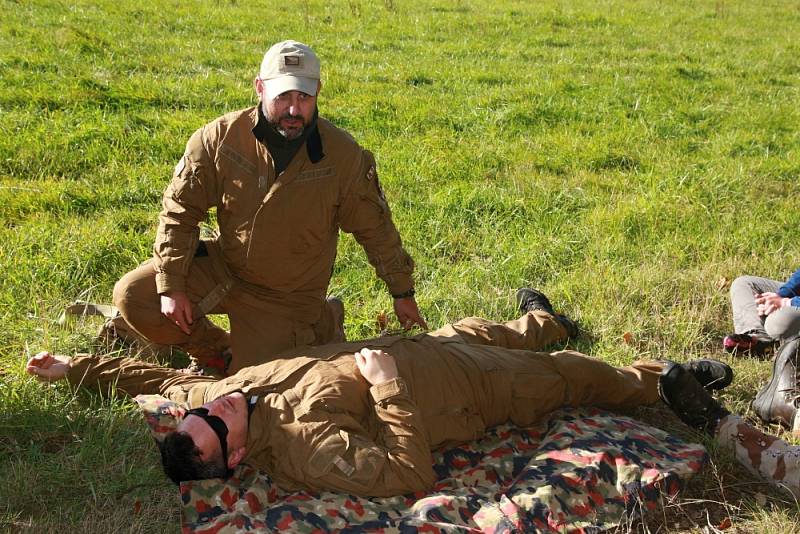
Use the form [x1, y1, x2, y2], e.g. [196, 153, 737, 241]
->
[263, 102, 310, 140]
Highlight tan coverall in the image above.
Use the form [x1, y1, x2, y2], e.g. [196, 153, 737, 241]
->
[113, 107, 415, 372]
[66, 310, 662, 497]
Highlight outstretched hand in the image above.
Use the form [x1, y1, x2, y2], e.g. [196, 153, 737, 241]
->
[26, 351, 72, 381]
[354, 348, 398, 385]
[393, 297, 428, 330]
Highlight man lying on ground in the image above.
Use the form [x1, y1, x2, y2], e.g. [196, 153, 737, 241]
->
[659, 338, 800, 497]
[27, 289, 731, 497]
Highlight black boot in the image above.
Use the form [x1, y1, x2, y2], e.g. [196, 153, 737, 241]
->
[752, 336, 800, 427]
[682, 359, 733, 391]
[515, 288, 579, 338]
[659, 362, 729, 433]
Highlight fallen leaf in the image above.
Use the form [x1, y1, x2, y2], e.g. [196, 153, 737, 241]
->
[376, 311, 388, 332]
[715, 276, 730, 291]
[718, 517, 731, 530]
[133, 500, 142, 514]
[622, 332, 634, 345]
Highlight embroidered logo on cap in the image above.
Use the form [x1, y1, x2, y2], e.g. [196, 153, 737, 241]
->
[284, 55, 301, 67]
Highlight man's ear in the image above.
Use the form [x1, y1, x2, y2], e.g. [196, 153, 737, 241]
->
[254, 77, 264, 98]
[228, 446, 247, 469]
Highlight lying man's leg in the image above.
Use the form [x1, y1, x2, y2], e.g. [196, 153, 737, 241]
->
[428, 288, 575, 350]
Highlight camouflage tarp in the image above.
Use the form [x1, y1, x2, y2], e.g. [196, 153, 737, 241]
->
[135, 396, 706, 533]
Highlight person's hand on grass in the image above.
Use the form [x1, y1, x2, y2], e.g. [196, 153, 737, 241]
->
[393, 297, 428, 331]
[26, 351, 72, 381]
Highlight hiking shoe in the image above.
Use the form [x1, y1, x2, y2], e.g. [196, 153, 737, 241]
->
[515, 288, 555, 315]
[723, 333, 776, 356]
[682, 359, 733, 391]
[659, 362, 729, 433]
[752, 337, 800, 428]
[515, 288, 579, 338]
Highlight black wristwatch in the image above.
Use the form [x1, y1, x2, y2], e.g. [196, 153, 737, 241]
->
[392, 288, 416, 299]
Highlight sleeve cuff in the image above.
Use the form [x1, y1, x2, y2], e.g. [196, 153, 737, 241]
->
[155, 272, 186, 295]
[370, 377, 409, 403]
[385, 275, 415, 297]
[65, 354, 95, 385]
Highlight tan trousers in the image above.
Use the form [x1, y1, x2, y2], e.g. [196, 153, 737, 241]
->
[429, 312, 663, 426]
[113, 257, 342, 373]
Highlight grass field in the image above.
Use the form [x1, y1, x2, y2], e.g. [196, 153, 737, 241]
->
[1, 0, 799, 531]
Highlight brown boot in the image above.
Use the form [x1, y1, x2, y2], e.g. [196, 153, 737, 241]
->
[181, 324, 231, 375]
[752, 337, 800, 427]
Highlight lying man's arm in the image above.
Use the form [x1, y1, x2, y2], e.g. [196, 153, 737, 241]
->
[296, 348, 436, 496]
[26, 351, 210, 399]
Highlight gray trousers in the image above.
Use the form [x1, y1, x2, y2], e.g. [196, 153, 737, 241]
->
[730, 275, 800, 340]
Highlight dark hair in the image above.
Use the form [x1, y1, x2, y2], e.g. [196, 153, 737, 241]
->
[158, 431, 227, 484]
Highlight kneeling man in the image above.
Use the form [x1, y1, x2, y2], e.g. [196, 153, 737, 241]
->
[27, 289, 730, 497]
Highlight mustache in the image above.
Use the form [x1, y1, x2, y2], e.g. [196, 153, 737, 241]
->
[279, 113, 305, 122]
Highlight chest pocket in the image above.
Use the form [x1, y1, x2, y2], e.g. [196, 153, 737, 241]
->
[281, 176, 338, 254]
[305, 429, 384, 492]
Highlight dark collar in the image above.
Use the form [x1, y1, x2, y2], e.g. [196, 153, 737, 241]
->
[252, 105, 325, 164]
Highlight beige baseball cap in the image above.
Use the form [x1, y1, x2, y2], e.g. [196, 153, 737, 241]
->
[259, 40, 320, 99]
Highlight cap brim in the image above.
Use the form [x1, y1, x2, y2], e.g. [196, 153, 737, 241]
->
[263, 76, 318, 100]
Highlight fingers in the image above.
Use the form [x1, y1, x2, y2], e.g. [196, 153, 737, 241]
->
[401, 317, 428, 330]
[26, 351, 53, 373]
[161, 293, 193, 335]
[354, 350, 366, 366]
[181, 301, 194, 328]
[169, 300, 192, 335]
[175, 314, 191, 335]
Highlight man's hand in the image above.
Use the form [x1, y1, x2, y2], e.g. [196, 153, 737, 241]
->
[354, 348, 398, 385]
[393, 297, 428, 330]
[755, 292, 789, 316]
[26, 351, 72, 381]
[161, 291, 193, 335]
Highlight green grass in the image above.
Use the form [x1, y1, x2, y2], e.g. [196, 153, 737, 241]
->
[2, 0, 799, 530]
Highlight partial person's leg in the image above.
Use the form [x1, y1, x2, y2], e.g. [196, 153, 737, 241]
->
[730, 275, 782, 337]
[113, 258, 230, 363]
[502, 349, 662, 426]
[225, 300, 316, 373]
[429, 312, 567, 350]
[549, 351, 662, 407]
[311, 297, 346, 345]
[715, 414, 800, 498]
[764, 307, 800, 340]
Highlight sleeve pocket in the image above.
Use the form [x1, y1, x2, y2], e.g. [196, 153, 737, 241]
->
[305, 430, 385, 492]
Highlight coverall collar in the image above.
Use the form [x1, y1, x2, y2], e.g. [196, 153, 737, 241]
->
[252, 105, 324, 166]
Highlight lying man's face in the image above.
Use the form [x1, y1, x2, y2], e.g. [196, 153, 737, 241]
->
[177, 392, 250, 470]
